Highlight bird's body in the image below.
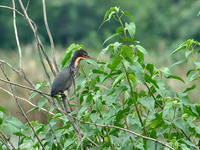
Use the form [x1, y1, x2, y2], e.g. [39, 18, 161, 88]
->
[50, 49, 95, 97]
[51, 66, 73, 97]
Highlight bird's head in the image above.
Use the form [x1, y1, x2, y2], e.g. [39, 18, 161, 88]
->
[70, 49, 96, 68]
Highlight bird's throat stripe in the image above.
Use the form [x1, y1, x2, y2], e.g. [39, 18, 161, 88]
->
[74, 57, 83, 68]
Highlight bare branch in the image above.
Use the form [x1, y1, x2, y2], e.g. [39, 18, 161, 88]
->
[42, 0, 59, 73]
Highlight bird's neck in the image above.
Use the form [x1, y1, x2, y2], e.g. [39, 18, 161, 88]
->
[70, 57, 83, 76]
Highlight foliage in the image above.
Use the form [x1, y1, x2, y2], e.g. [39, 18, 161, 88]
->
[0, 7, 200, 150]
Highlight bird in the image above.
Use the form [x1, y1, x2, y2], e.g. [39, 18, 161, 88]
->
[50, 49, 95, 97]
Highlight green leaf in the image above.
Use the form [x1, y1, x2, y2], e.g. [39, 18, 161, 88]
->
[125, 22, 136, 40]
[160, 67, 170, 75]
[108, 56, 121, 71]
[170, 60, 185, 68]
[128, 73, 136, 88]
[112, 73, 125, 88]
[130, 62, 145, 83]
[103, 33, 120, 45]
[27, 106, 39, 113]
[166, 75, 185, 83]
[124, 11, 135, 21]
[38, 99, 47, 110]
[136, 45, 148, 55]
[146, 64, 154, 76]
[35, 81, 43, 90]
[186, 70, 197, 82]
[98, 7, 119, 31]
[0, 106, 6, 114]
[162, 102, 174, 121]
[2, 116, 24, 134]
[185, 50, 192, 58]
[170, 42, 186, 55]
[29, 92, 38, 100]
[139, 97, 154, 111]
[183, 84, 196, 93]
[173, 117, 188, 131]
[121, 45, 133, 62]
[194, 61, 200, 69]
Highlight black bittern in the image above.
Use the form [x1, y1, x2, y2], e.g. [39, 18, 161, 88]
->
[51, 49, 95, 99]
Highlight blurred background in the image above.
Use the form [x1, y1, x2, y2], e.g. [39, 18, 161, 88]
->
[0, 0, 199, 122]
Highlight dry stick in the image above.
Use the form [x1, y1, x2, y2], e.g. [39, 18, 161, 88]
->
[42, 0, 59, 73]
[18, 0, 56, 77]
[0, 66, 45, 150]
[0, 130, 16, 150]
[72, 76, 83, 150]
[121, 61, 147, 135]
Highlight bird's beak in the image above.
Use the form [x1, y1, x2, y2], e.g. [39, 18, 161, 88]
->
[84, 55, 96, 61]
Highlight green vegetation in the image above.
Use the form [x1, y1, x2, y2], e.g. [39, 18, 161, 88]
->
[0, 6, 200, 149]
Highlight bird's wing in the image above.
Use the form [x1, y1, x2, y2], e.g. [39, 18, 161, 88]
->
[51, 67, 73, 96]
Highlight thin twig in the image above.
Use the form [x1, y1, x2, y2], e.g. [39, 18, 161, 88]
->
[42, 0, 59, 73]
[12, 0, 22, 71]
[0, 5, 24, 17]
[25, 0, 30, 11]
[0, 130, 16, 150]
[144, 82, 163, 109]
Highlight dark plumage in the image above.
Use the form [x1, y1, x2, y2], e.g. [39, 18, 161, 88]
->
[50, 49, 95, 97]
